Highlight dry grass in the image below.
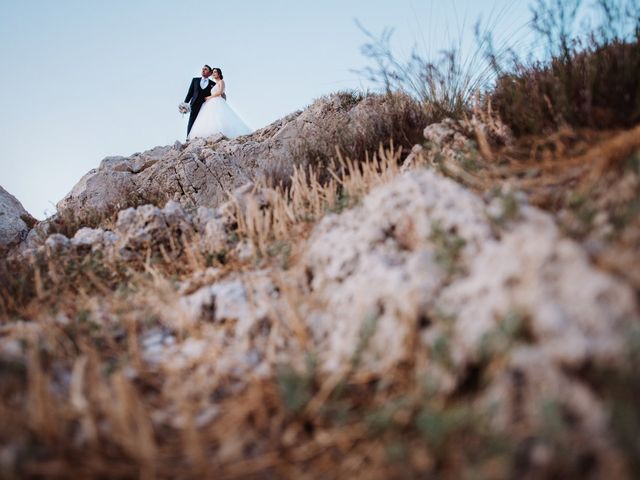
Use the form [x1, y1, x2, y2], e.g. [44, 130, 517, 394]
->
[263, 91, 427, 190]
[4, 148, 488, 480]
[491, 37, 640, 136]
[2, 131, 639, 477]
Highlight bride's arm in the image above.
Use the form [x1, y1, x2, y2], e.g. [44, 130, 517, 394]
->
[206, 80, 226, 99]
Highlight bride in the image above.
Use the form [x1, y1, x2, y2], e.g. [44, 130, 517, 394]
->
[188, 68, 252, 140]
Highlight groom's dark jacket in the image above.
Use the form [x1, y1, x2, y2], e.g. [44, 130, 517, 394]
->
[185, 77, 216, 135]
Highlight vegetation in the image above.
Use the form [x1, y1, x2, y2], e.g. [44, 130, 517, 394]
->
[264, 91, 427, 189]
[490, 0, 640, 135]
[359, 0, 640, 134]
[1, 1, 640, 478]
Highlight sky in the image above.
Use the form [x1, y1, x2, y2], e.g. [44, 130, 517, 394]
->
[0, 0, 532, 219]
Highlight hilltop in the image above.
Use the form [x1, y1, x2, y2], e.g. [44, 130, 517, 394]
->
[1, 88, 639, 478]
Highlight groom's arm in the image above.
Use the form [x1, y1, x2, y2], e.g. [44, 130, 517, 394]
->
[184, 79, 195, 103]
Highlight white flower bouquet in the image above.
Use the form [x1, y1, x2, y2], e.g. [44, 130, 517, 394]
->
[178, 102, 191, 115]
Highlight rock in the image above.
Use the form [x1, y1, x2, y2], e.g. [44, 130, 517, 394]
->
[99, 156, 130, 172]
[400, 144, 425, 172]
[141, 327, 177, 365]
[421, 119, 485, 186]
[69, 227, 117, 253]
[0, 186, 35, 252]
[55, 93, 412, 230]
[481, 348, 618, 469]
[178, 279, 248, 324]
[161, 200, 191, 230]
[44, 234, 70, 255]
[438, 207, 636, 369]
[302, 168, 638, 450]
[202, 217, 229, 254]
[11, 190, 239, 264]
[303, 170, 493, 372]
[134, 271, 277, 386]
[20, 219, 53, 252]
[114, 203, 190, 258]
[178, 274, 274, 337]
[72, 227, 106, 249]
[423, 119, 465, 148]
[56, 167, 138, 220]
[194, 206, 217, 230]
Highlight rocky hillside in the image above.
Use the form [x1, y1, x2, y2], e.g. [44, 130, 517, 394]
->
[1, 92, 639, 478]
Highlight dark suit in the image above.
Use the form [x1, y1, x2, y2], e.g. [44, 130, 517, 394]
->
[184, 77, 216, 135]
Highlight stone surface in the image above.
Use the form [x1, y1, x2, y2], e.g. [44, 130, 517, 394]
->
[54, 94, 401, 231]
[303, 169, 493, 372]
[0, 185, 34, 252]
[438, 207, 636, 369]
[113, 201, 193, 259]
[301, 168, 638, 456]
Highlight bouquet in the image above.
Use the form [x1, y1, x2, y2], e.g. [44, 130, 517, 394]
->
[178, 102, 191, 115]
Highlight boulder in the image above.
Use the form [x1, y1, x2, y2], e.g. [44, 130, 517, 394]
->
[301, 169, 637, 463]
[0, 185, 35, 252]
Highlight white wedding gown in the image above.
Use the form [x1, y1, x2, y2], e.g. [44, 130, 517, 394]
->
[188, 84, 252, 140]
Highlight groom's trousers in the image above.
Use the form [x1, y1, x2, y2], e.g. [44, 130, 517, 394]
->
[187, 101, 204, 136]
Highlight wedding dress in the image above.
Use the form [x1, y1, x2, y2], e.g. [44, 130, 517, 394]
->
[188, 84, 252, 140]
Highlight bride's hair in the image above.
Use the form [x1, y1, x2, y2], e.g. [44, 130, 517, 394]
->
[213, 68, 223, 79]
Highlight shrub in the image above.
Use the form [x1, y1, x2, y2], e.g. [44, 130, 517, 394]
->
[355, 6, 519, 123]
[492, 36, 640, 135]
[357, 1, 640, 137]
[490, 0, 640, 135]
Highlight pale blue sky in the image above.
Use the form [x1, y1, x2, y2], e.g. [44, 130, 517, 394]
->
[0, 0, 532, 218]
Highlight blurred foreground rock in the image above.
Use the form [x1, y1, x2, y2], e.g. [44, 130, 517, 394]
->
[302, 170, 637, 472]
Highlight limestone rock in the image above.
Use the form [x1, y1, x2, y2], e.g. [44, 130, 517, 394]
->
[71, 227, 116, 251]
[303, 170, 493, 372]
[44, 233, 70, 255]
[56, 167, 138, 219]
[0, 186, 35, 252]
[302, 169, 637, 450]
[55, 93, 408, 230]
[438, 206, 636, 370]
[114, 201, 192, 259]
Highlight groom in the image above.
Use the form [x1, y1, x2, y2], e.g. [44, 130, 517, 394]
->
[184, 65, 216, 136]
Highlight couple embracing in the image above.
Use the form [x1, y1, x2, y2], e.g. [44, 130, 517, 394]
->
[183, 64, 251, 140]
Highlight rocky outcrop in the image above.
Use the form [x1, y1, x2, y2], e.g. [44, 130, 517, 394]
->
[54, 93, 412, 234]
[303, 169, 494, 372]
[24, 185, 246, 267]
[2, 89, 638, 477]
[0, 186, 36, 253]
[302, 169, 637, 467]
[304, 170, 636, 371]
